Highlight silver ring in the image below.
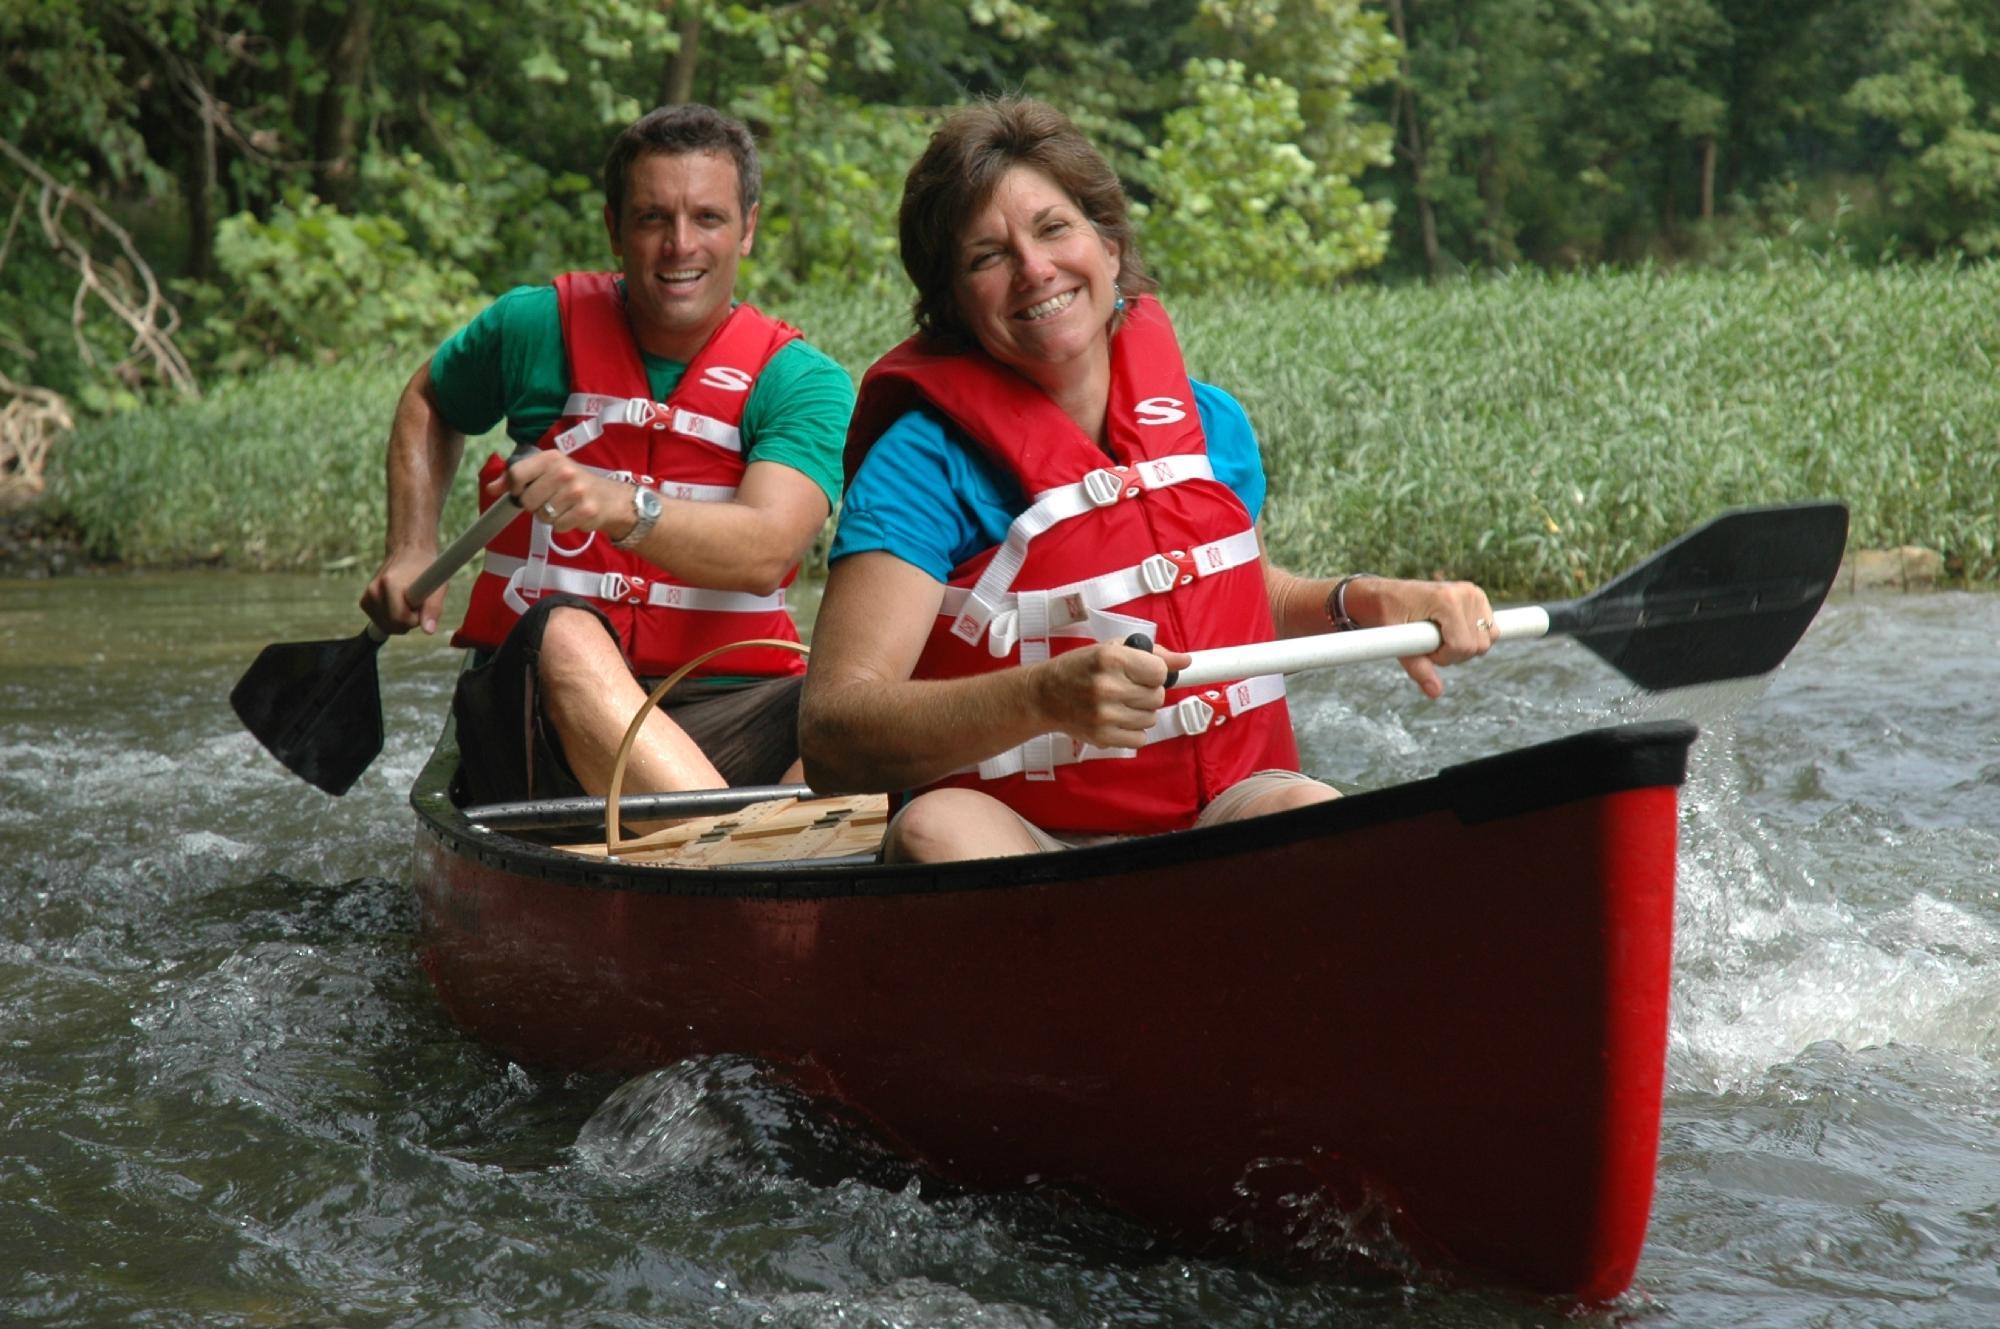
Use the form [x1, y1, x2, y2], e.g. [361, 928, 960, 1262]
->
[541, 502, 560, 522]
[1475, 617, 1492, 631]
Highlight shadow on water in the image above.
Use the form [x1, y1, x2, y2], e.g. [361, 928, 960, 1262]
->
[5, 570, 1999, 1328]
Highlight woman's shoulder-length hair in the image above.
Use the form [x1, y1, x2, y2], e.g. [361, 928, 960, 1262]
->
[897, 97, 1157, 352]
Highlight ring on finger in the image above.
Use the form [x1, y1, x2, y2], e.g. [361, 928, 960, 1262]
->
[541, 502, 560, 522]
[1475, 617, 1492, 631]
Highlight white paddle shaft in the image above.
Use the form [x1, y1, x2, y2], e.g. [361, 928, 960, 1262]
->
[1175, 605, 1553, 689]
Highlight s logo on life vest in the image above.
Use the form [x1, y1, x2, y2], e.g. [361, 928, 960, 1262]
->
[700, 365, 755, 393]
[1135, 396, 1187, 426]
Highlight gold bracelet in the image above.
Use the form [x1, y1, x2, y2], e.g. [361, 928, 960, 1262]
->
[1325, 573, 1377, 631]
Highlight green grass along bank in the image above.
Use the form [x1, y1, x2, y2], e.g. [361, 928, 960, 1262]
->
[39, 264, 2000, 595]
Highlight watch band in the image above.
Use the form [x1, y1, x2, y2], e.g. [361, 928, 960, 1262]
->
[1325, 572, 1376, 631]
[611, 484, 662, 551]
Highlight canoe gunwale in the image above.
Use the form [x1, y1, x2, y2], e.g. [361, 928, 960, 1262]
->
[411, 718, 1699, 900]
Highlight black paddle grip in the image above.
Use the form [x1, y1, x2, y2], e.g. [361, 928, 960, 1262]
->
[1123, 632, 1178, 688]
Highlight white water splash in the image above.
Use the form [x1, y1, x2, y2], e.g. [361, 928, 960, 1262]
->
[572, 1064, 737, 1176]
[738, 1277, 1062, 1329]
[1668, 707, 2000, 1092]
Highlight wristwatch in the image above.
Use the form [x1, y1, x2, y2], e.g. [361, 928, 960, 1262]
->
[611, 484, 663, 551]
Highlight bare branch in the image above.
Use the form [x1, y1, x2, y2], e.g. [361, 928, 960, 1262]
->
[0, 368, 74, 498]
[0, 185, 26, 275]
[0, 134, 199, 400]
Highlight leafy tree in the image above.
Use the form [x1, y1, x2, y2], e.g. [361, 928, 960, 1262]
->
[186, 175, 485, 373]
[1187, 0, 1400, 169]
[1844, 0, 2000, 254]
[1141, 58, 1393, 287]
[0, 1, 157, 190]
[11, 0, 2000, 427]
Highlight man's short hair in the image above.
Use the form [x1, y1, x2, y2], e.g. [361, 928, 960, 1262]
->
[603, 104, 762, 226]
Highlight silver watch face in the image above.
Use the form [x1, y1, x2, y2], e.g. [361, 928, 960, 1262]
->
[634, 486, 664, 520]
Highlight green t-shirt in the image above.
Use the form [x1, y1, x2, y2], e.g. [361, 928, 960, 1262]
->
[428, 282, 852, 508]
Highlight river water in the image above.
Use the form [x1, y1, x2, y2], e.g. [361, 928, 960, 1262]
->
[3, 572, 1996, 1328]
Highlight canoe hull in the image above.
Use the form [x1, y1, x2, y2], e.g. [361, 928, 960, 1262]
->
[413, 721, 1693, 1302]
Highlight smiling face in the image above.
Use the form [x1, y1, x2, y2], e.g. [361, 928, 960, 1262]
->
[605, 149, 757, 361]
[952, 165, 1122, 392]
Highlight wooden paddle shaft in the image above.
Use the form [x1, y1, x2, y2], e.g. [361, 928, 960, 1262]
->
[366, 498, 523, 644]
[1175, 606, 1553, 690]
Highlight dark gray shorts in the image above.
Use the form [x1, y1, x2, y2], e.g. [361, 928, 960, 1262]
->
[449, 593, 804, 806]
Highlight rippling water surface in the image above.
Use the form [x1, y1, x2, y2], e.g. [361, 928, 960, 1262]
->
[3, 573, 1996, 1327]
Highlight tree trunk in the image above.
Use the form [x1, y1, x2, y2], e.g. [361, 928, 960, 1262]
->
[1699, 134, 1716, 222]
[1661, 134, 1680, 238]
[1386, 0, 1443, 279]
[1479, 133, 1505, 266]
[265, 0, 310, 125]
[662, 3, 702, 106]
[1458, 14, 1506, 266]
[183, 99, 217, 284]
[312, 0, 375, 209]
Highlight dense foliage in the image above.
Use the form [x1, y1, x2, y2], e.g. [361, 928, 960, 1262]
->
[3, 0, 1997, 417]
[50, 265, 2000, 590]
[1378, 0, 2000, 275]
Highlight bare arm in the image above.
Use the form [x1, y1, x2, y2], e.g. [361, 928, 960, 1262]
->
[798, 552, 1190, 794]
[360, 361, 466, 635]
[1256, 529, 1494, 698]
[500, 453, 828, 594]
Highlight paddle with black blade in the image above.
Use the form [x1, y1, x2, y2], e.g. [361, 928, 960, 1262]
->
[1162, 500, 1849, 690]
[230, 493, 527, 796]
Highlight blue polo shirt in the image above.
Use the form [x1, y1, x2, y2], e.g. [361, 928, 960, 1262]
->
[830, 380, 1266, 578]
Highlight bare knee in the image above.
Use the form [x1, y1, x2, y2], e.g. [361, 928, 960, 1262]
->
[535, 607, 627, 692]
[1200, 772, 1344, 824]
[1260, 780, 1339, 815]
[884, 788, 1038, 864]
[884, 790, 984, 864]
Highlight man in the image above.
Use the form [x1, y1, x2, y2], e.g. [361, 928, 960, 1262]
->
[361, 104, 853, 807]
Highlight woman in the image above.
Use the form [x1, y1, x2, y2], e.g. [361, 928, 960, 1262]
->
[799, 98, 1494, 863]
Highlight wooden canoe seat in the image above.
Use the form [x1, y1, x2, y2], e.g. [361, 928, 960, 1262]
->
[558, 793, 891, 867]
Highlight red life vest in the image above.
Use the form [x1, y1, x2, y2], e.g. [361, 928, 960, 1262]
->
[846, 296, 1300, 835]
[454, 272, 806, 679]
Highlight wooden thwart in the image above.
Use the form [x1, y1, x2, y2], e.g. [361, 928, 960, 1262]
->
[561, 793, 890, 867]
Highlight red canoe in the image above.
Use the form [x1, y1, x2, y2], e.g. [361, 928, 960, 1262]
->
[411, 718, 1694, 1303]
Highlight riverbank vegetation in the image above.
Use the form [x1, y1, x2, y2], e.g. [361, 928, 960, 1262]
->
[6, 3, 1996, 589]
[47, 262, 1999, 595]
[6, 3, 1998, 415]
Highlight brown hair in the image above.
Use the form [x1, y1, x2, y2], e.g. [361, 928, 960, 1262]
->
[603, 104, 761, 229]
[898, 97, 1156, 351]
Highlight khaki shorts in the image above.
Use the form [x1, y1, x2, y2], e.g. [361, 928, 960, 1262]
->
[451, 593, 803, 806]
[1010, 768, 1335, 852]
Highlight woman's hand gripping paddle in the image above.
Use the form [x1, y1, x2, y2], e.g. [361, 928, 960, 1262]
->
[1168, 502, 1850, 691]
[230, 494, 525, 795]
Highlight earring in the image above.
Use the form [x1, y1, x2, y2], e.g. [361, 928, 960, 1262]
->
[1113, 279, 1126, 314]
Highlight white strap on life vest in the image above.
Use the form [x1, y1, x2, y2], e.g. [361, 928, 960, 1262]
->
[482, 553, 785, 616]
[503, 513, 576, 610]
[948, 453, 1216, 649]
[969, 671, 1289, 782]
[596, 468, 737, 504]
[669, 408, 742, 453]
[552, 394, 661, 455]
[942, 524, 1261, 658]
[551, 394, 743, 456]
[506, 474, 738, 611]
